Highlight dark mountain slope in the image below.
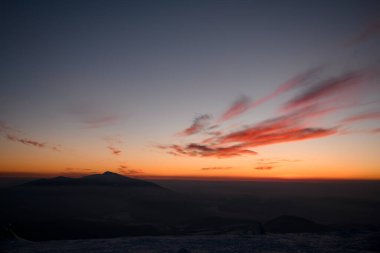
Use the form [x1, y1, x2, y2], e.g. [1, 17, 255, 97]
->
[22, 171, 162, 188]
[0, 172, 203, 240]
[264, 215, 327, 233]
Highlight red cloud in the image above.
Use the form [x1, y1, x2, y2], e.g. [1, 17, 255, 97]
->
[165, 65, 376, 159]
[179, 114, 211, 136]
[163, 105, 337, 158]
[220, 127, 336, 148]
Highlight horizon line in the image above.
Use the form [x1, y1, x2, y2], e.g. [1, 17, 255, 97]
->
[1, 171, 380, 182]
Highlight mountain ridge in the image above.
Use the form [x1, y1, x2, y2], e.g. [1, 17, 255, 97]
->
[20, 171, 162, 188]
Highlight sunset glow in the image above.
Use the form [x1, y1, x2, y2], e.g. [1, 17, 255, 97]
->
[1, 0, 379, 180]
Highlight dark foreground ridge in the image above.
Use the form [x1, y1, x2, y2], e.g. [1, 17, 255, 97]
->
[3, 233, 380, 253]
[22, 171, 162, 188]
[1, 176, 380, 243]
[264, 215, 327, 233]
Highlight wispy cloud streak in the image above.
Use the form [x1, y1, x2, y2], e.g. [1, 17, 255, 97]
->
[163, 64, 377, 159]
[108, 146, 121, 156]
[347, 19, 380, 46]
[117, 165, 143, 175]
[219, 68, 321, 121]
[162, 107, 337, 158]
[1, 121, 60, 151]
[83, 115, 120, 128]
[254, 166, 273, 170]
[6, 134, 45, 148]
[201, 167, 232, 171]
[283, 71, 364, 110]
[342, 111, 380, 123]
[179, 114, 211, 136]
[220, 96, 251, 121]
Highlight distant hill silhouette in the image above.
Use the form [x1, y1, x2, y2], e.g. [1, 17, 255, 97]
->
[22, 171, 162, 188]
[264, 215, 327, 233]
[0, 172, 203, 240]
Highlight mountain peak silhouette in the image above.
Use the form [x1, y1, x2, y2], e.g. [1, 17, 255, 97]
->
[22, 171, 161, 188]
[102, 171, 119, 176]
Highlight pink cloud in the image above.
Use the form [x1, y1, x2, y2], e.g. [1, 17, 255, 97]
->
[283, 71, 365, 110]
[220, 95, 251, 121]
[250, 67, 322, 108]
[165, 65, 377, 160]
[179, 114, 211, 136]
[218, 68, 321, 121]
[163, 105, 338, 158]
[342, 111, 380, 123]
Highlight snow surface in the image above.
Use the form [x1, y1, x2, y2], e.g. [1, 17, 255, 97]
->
[2, 232, 378, 253]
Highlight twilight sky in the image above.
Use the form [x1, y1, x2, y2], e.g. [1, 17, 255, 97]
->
[1, 0, 380, 179]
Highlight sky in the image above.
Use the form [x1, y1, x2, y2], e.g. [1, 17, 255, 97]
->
[1, 0, 380, 180]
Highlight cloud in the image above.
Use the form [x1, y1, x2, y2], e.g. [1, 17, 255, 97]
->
[218, 68, 321, 121]
[217, 105, 338, 146]
[220, 95, 251, 121]
[117, 165, 143, 175]
[250, 67, 322, 109]
[67, 103, 122, 128]
[346, 19, 380, 46]
[179, 114, 211, 136]
[201, 166, 232, 171]
[221, 127, 336, 148]
[164, 66, 377, 159]
[104, 135, 124, 156]
[0, 121, 14, 133]
[254, 166, 273, 170]
[341, 111, 380, 123]
[64, 167, 93, 172]
[6, 134, 46, 148]
[254, 158, 301, 170]
[83, 115, 120, 128]
[283, 71, 364, 110]
[0, 121, 61, 151]
[162, 106, 337, 158]
[108, 146, 121, 156]
[162, 143, 257, 158]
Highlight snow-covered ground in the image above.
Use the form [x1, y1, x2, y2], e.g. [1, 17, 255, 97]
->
[2, 232, 378, 253]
